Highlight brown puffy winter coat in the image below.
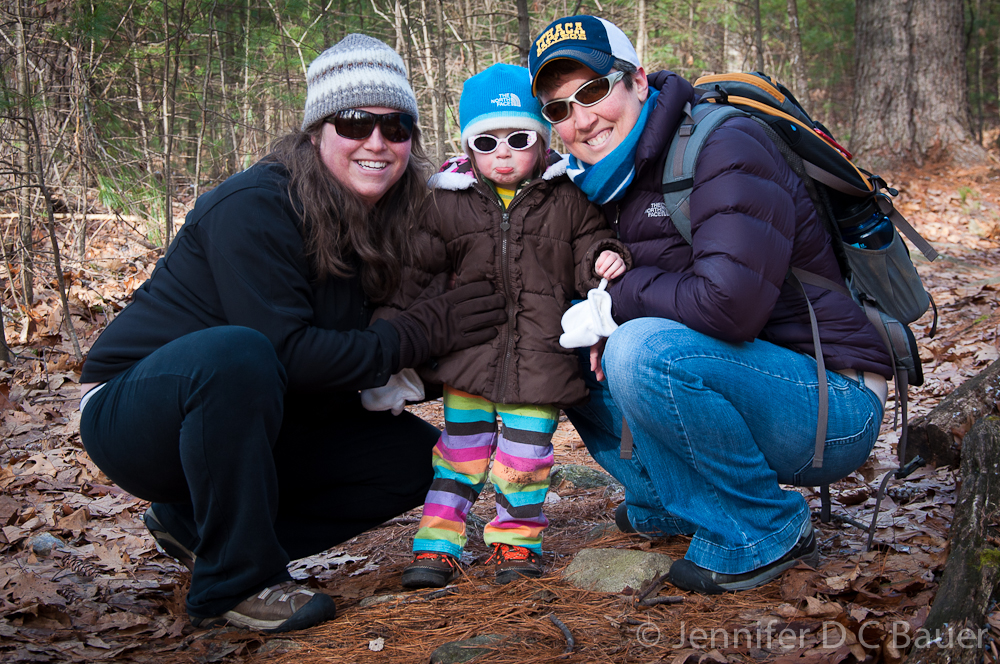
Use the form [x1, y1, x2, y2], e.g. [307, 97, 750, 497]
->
[384, 153, 629, 408]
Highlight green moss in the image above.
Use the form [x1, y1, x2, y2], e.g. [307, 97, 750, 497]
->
[979, 547, 1000, 569]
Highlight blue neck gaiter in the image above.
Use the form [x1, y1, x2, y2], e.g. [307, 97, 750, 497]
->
[566, 89, 659, 205]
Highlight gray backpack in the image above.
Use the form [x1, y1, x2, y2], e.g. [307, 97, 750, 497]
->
[661, 73, 939, 536]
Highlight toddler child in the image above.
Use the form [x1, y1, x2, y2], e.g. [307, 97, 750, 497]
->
[390, 63, 629, 588]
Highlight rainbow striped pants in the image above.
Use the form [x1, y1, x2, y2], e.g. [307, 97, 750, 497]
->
[412, 385, 559, 556]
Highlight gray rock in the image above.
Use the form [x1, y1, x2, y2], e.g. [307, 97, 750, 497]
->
[429, 634, 506, 663]
[562, 548, 672, 593]
[550, 464, 622, 490]
[586, 523, 622, 541]
[26, 531, 67, 556]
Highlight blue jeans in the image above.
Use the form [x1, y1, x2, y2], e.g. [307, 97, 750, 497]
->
[80, 326, 439, 618]
[566, 318, 882, 574]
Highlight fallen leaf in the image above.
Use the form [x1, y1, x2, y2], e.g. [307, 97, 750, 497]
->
[91, 541, 126, 572]
[671, 648, 702, 664]
[57, 507, 89, 533]
[777, 603, 804, 619]
[804, 596, 842, 619]
[823, 565, 860, 592]
[9, 574, 66, 606]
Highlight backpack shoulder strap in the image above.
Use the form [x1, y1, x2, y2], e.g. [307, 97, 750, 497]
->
[662, 101, 744, 244]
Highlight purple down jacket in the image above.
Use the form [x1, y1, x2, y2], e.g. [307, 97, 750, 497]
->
[605, 71, 893, 377]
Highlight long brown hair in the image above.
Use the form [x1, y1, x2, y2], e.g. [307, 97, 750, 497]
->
[266, 126, 429, 302]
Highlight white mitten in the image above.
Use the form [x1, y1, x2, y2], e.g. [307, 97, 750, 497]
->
[559, 278, 619, 349]
[361, 367, 425, 416]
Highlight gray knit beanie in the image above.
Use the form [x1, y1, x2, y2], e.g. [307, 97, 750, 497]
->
[301, 34, 419, 133]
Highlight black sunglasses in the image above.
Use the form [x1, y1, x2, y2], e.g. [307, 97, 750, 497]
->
[469, 130, 538, 154]
[325, 109, 414, 143]
[540, 71, 626, 124]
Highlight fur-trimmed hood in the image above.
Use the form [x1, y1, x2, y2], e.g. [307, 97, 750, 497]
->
[426, 150, 568, 191]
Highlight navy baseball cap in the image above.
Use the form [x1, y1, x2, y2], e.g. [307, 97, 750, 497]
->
[529, 15, 640, 94]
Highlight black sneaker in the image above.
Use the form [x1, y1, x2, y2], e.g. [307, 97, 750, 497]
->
[487, 544, 544, 584]
[401, 552, 460, 589]
[615, 502, 636, 533]
[191, 581, 336, 633]
[614, 503, 654, 539]
[144, 507, 196, 571]
[667, 522, 819, 594]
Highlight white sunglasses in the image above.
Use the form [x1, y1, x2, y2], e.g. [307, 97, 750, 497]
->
[469, 130, 538, 154]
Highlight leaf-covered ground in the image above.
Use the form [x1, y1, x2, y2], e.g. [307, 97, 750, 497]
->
[1, 163, 999, 663]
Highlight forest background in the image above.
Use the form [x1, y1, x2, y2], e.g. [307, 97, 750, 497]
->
[2, 0, 1000, 301]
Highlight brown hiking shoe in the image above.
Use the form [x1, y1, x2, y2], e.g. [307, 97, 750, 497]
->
[487, 543, 544, 584]
[401, 551, 460, 589]
[191, 581, 336, 633]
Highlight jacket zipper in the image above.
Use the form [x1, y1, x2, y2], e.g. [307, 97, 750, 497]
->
[478, 182, 534, 403]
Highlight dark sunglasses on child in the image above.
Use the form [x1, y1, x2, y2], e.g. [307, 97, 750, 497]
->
[540, 71, 626, 124]
[324, 109, 414, 143]
[469, 130, 538, 154]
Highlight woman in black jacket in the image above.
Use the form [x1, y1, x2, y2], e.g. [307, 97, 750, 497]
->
[78, 34, 505, 633]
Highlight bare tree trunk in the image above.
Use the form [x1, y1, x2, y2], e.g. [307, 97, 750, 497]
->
[404, 0, 416, 83]
[750, 0, 765, 72]
[413, 0, 441, 162]
[161, 0, 175, 247]
[0, 235, 15, 363]
[487, 0, 500, 67]
[72, 46, 87, 261]
[906, 416, 1000, 664]
[215, 27, 239, 176]
[194, 5, 216, 200]
[463, 0, 477, 73]
[243, 0, 252, 159]
[516, 0, 530, 67]
[635, 0, 646, 66]
[786, 0, 809, 101]
[435, 0, 447, 163]
[15, 0, 33, 307]
[972, 0, 984, 143]
[134, 54, 153, 175]
[28, 119, 83, 361]
[0, 312, 10, 363]
[853, 0, 988, 169]
[686, 1, 695, 72]
[904, 358, 1000, 468]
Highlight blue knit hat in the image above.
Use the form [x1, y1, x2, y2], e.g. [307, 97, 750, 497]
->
[459, 64, 551, 153]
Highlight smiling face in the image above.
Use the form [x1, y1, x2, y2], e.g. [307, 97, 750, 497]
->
[538, 65, 649, 165]
[315, 106, 412, 205]
[471, 129, 542, 187]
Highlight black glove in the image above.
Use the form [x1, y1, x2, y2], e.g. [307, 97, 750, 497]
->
[389, 281, 507, 370]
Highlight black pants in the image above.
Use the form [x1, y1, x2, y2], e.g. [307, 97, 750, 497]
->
[80, 326, 438, 618]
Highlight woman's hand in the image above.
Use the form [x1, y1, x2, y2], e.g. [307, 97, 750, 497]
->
[389, 280, 507, 369]
[590, 337, 607, 382]
[595, 250, 626, 280]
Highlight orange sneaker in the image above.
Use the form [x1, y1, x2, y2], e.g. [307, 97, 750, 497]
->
[401, 551, 460, 589]
[487, 543, 544, 584]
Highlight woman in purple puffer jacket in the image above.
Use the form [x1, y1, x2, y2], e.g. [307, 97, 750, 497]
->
[528, 15, 892, 594]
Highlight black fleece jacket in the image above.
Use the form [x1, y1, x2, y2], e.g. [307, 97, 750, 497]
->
[80, 160, 401, 391]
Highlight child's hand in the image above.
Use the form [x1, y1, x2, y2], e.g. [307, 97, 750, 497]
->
[590, 338, 607, 382]
[595, 250, 626, 280]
